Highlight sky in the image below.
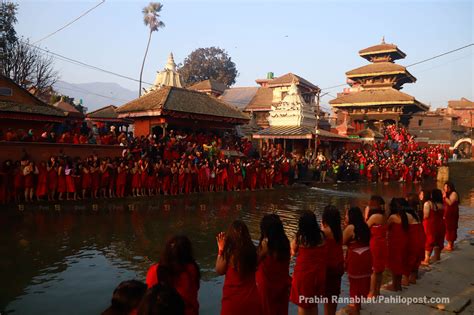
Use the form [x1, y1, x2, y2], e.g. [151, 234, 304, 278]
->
[15, 0, 473, 109]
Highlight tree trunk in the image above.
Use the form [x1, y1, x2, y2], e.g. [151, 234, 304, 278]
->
[139, 30, 153, 97]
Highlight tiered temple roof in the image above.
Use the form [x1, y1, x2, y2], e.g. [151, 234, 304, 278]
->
[329, 39, 428, 124]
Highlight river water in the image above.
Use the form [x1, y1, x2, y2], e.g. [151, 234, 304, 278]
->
[1, 162, 473, 315]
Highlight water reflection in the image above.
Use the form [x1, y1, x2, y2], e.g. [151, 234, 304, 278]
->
[1, 163, 473, 314]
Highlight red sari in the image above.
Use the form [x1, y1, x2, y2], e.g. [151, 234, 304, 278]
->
[406, 223, 425, 275]
[256, 255, 291, 315]
[82, 170, 92, 190]
[146, 263, 199, 315]
[369, 224, 387, 273]
[346, 241, 371, 302]
[325, 238, 344, 299]
[47, 167, 58, 191]
[290, 245, 327, 308]
[423, 204, 445, 251]
[36, 166, 48, 197]
[444, 200, 459, 242]
[221, 265, 262, 315]
[387, 223, 408, 276]
[57, 168, 67, 193]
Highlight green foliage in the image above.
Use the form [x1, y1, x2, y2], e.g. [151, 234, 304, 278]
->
[178, 47, 238, 87]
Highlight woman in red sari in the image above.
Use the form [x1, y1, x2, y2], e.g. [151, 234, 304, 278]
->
[162, 162, 171, 195]
[290, 210, 327, 315]
[385, 198, 412, 291]
[421, 189, 445, 264]
[443, 182, 459, 251]
[36, 161, 48, 201]
[256, 214, 291, 315]
[57, 160, 67, 201]
[99, 160, 110, 198]
[90, 161, 100, 199]
[178, 164, 186, 195]
[116, 162, 127, 198]
[170, 162, 179, 196]
[322, 206, 344, 315]
[47, 157, 58, 201]
[343, 207, 371, 314]
[23, 161, 36, 202]
[65, 161, 77, 201]
[365, 196, 387, 297]
[216, 220, 261, 315]
[146, 235, 200, 315]
[81, 163, 92, 199]
[404, 195, 425, 286]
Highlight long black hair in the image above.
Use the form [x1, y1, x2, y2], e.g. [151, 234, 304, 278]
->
[322, 205, 342, 243]
[157, 235, 200, 288]
[137, 283, 185, 315]
[432, 189, 443, 204]
[223, 220, 257, 278]
[259, 214, 290, 262]
[389, 198, 409, 231]
[367, 195, 385, 218]
[444, 181, 458, 199]
[347, 207, 370, 244]
[102, 280, 147, 315]
[296, 210, 324, 247]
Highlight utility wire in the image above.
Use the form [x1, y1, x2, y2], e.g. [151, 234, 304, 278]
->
[320, 43, 473, 91]
[54, 83, 130, 103]
[22, 40, 153, 86]
[33, 0, 106, 44]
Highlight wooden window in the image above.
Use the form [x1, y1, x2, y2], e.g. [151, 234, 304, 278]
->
[418, 120, 423, 126]
[0, 87, 12, 96]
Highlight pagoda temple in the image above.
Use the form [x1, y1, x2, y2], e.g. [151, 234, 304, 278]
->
[329, 38, 429, 131]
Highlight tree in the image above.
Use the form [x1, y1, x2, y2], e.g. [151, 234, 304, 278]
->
[178, 47, 238, 87]
[139, 2, 165, 97]
[0, 2, 59, 94]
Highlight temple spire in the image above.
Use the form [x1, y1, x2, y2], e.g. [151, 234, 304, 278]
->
[381, 36, 385, 44]
[165, 52, 177, 71]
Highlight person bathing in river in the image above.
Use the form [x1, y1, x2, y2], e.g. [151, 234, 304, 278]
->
[443, 182, 459, 251]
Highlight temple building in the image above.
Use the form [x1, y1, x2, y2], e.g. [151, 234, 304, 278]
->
[188, 79, 227, 98]
[0, 75, 65, 133]
[253, 82, 350, 156]
[244, 72, 321, 129]
[143, 52, 183, 95]
[330, 38, 429, 132]
[116, 55, 249, 137]
[86, 105, 132, 132]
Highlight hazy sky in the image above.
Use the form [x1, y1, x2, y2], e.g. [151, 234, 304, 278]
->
[16, 0, 473, 109]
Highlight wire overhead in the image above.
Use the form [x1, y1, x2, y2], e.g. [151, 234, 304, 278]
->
[33, 0, 106, 44]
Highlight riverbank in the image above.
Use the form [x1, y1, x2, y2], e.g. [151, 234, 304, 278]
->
[355, 239, 474, 315]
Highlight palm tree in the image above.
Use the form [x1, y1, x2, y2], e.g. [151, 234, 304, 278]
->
[139, 2, 165, 97]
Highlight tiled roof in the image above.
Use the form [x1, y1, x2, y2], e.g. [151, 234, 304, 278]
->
[346, 62, 414, 80]
[329, 88, 428, 110]
[359, 43, 406, 59]
[448, 97, 473, 109]
[87, 105, 119, 119]
[268, 73, 319, 90]
[53, 100, 84, 118]
[244, 87, 274, 111]
[219, 87, 259, 110]
[0, 100, 66, 117]
[116, 86, 249, 120]
[253, 125, 349, 140]
[188, 79, 227, 94]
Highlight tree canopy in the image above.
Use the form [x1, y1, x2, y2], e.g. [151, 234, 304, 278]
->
[0, 1, 59, 94]
[178, 47, 238, 87]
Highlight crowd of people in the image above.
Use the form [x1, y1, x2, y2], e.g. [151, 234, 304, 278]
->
[101, 182, 460, 315]
[0, 124, 448, 204]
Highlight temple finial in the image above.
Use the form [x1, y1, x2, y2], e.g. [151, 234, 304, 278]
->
[381, 36, 385, 44]
[165, 52, 176, 71]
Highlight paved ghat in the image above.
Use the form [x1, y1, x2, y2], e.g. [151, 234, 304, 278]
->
[358, 238, 474, 315]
